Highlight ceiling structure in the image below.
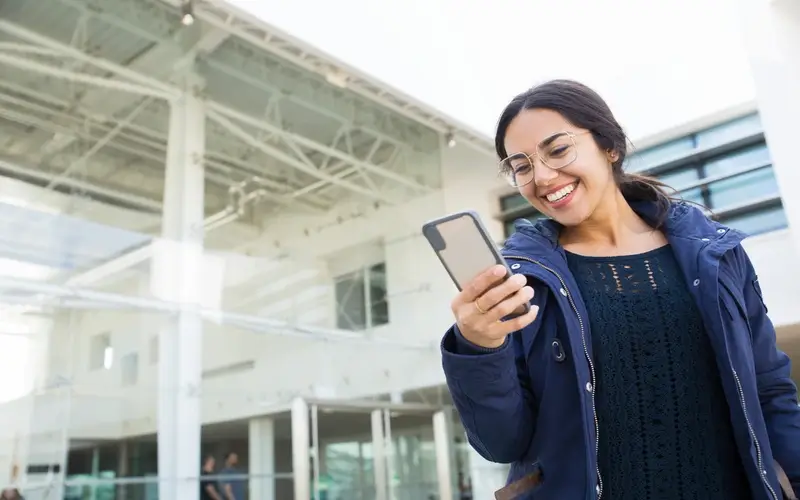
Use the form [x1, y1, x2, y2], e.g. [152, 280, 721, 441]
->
[0, 0, 492, 345]
[0, 0, 492, 229]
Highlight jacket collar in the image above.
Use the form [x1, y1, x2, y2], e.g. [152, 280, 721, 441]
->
[503, 199, 746, 258]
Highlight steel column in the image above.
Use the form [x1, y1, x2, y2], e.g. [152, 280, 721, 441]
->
[153, 67, 206, 500]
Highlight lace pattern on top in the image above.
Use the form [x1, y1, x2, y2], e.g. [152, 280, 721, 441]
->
[566, 246, 752, 500]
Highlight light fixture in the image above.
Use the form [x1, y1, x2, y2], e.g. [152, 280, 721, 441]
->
[445, 132, 457, 148]
[325, 70, 349, 88]
[181, 1, 195, 26]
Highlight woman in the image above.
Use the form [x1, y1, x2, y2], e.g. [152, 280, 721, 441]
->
[441, 80, 800, 500]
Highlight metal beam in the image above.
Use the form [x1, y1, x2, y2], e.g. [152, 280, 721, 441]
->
[208, 103, 430, 195]
[0, 20, 179, 99]
[206, 109, 386, 201]
[0, 52, 172, 99]
[0, 20, 429, 202]
[0, 275, 430, 349]
[188, 0, 493, 154]
[0, 157, 162, 213]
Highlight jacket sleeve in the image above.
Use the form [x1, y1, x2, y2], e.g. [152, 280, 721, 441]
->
[738, 247, 800, 493]
[440, 286, 545, 464]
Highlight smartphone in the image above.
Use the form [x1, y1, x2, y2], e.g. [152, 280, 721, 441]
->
[422, 210, 530, 318]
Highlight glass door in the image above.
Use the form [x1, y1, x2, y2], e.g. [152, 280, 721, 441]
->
[373, 407, 456, 500]
[309, 404, 375, 500]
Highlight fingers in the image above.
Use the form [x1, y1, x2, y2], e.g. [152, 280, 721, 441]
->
[485, 284, 534, 323]
[480, 273, 528, 311]
[488, 304, 539, 337]
[457, 265, 507, 304]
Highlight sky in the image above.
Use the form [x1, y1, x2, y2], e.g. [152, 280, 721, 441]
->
[226, 0, 757, 143]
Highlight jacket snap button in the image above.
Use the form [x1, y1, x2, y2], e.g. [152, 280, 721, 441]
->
[559, 288, 567, 296]
[692, 279, 700, 287]
[585, 382, 593, 393]
[717, 228, 725, 234]
[701, 238, 709, 242]
[511, 263, 521, 270]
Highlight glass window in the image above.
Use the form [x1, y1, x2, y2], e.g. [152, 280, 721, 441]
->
[658, 167, 704, 205]
[708, 168, 779, 210]
[335, 263, 389, 330]
[695, 113, 761, 149]
[121, 353, 139, 387]
[499, 193, 529, 213]
[90, 333, 112, 371]
[629, 136, 695, 171]
[703, 143, 771, 176]
[719, 203, 787, 236]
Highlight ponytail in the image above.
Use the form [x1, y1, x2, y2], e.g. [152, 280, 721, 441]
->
[618, 172, 675, 228]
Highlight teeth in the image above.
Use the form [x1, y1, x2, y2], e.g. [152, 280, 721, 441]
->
[546, 183, 577, 202]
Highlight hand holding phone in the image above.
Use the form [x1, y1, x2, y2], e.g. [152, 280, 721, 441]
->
[422, 211, 539, 348]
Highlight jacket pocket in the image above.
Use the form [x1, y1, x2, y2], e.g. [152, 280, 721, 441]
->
[502, 461, 544, 499]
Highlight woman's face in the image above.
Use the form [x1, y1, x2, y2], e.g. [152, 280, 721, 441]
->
[503, 108, 617, 226]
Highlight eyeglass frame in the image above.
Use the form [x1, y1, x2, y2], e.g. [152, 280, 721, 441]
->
[498, 130, 593, 188]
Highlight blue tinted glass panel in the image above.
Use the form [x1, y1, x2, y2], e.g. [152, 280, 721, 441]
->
[708, 168, 779, 209]
[719, 204, 787, 236]
[630, 136, 695, 171]
[658, 167, 703, 205]
[500, 194, 529, 212]
[695, 113, 762, 149]
[703, 143, 771, 176]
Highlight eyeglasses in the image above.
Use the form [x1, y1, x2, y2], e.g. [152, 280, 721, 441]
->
[499, 130, 591, 188]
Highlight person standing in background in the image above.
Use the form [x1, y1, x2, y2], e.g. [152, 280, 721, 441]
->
[219, 452, 245, 500]
[200, 455, 222, 500]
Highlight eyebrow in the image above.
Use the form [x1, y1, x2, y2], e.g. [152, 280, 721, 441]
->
[538, 131, 569, 148]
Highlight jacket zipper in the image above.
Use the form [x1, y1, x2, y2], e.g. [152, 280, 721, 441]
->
[507, 255, 603, 499]
[719, 286, 779, 498]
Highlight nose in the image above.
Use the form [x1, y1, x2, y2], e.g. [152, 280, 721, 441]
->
[533, 159, 558, 188]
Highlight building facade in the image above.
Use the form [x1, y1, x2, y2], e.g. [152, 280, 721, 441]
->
[0, 0, 798, 499]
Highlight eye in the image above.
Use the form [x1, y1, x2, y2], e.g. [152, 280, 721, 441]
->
[548, 144, 571, 157]
[513, 163, 532, 174]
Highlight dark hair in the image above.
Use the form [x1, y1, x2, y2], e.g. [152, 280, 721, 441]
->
[495, 79, 674, 227]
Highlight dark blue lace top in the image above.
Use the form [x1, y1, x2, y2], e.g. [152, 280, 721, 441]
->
[566, 245, 752, 500]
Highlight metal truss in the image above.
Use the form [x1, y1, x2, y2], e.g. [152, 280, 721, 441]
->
[0, 10, 438, 206]
[182, 0, 494, 154]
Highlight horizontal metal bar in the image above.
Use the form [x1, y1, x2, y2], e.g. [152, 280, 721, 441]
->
[0, 157, 162, 212]
[0, 275, 431, 350]
[0, 20, 179, 99]
[671, 161, 772, 193]
[712, 194, 782, 221]
[0, 52, 173, 100]
[638, 132, 766, 176]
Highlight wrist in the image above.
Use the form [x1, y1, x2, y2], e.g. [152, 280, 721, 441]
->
[458, 329, 506, 350]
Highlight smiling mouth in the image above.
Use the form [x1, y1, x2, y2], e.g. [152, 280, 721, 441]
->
[544, 181, 579, 203]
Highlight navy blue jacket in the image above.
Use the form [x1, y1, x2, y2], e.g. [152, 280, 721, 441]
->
[442, 201, 800, 500]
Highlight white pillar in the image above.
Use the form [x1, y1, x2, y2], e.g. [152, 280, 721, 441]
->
[249, 417, 276, 500]
[737, 0, 800, 249]
[432, 410, 455, 500]
[291, 398, 310, 500]
[370, 409, 388, 500]
[153, 67, 206, 500]
[467, 444, 509, 500]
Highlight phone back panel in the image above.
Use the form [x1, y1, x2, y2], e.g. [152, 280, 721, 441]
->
[424, 212, 504, 291]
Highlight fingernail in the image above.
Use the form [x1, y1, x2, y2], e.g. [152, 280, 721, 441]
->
[524, 286, 534, 297]
[512, 274, 526, 285]
[493, 266, 506, 276]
